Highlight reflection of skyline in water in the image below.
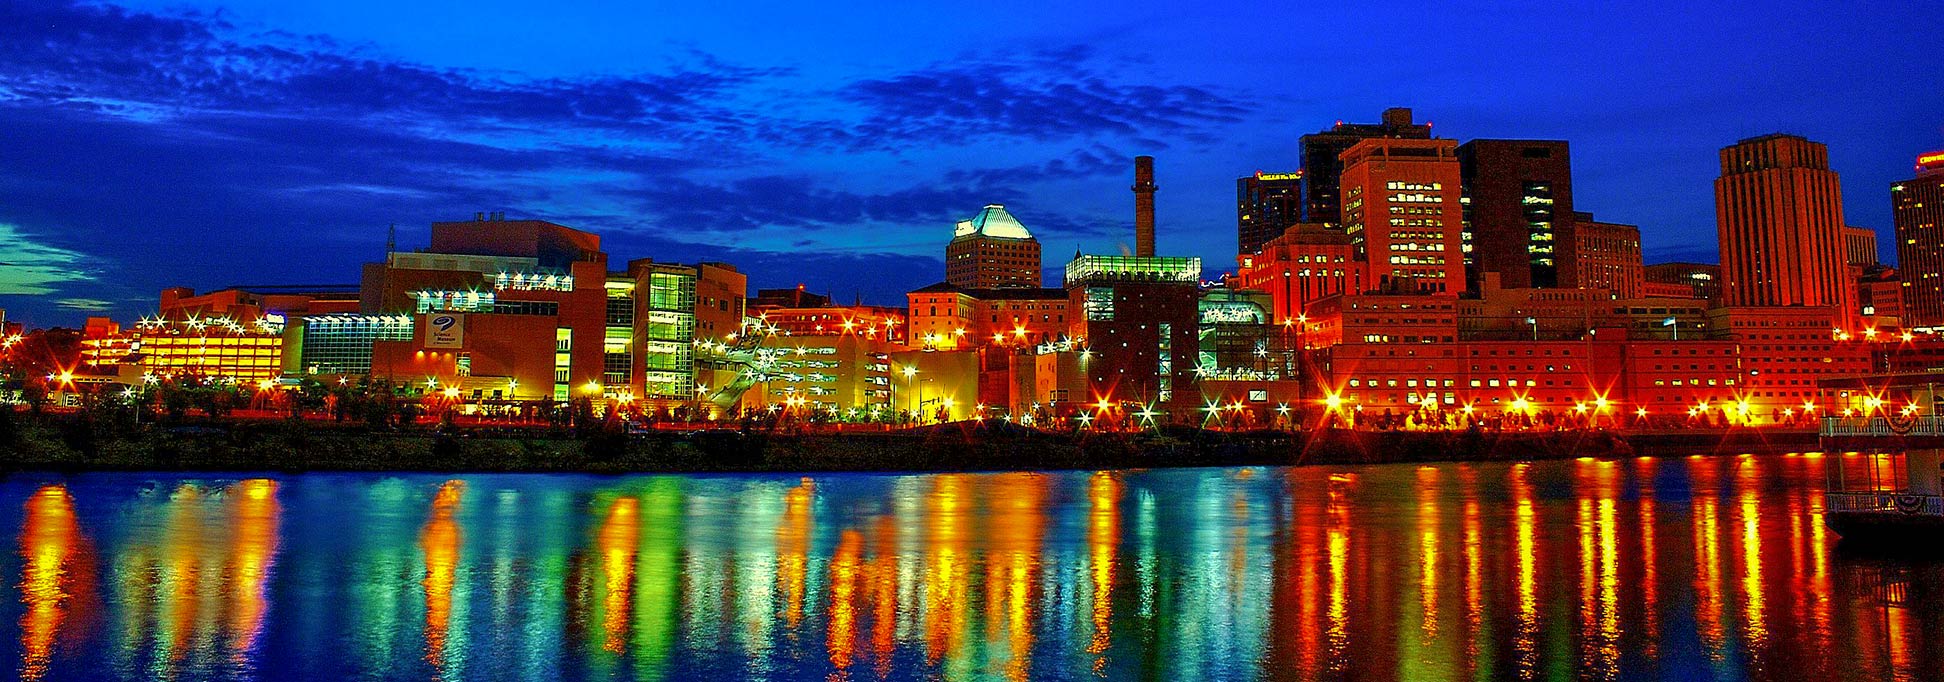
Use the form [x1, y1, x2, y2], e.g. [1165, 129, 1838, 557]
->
[1, 454, 1941, 681]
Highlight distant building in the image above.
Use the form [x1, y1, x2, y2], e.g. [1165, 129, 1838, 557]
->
[946, 205, 1042, 289]
[1298, 107, 1433, 228]
[1714, 134, 1857, 328]
[1339, 138, 1465, 294]
[1236, 171, 1303, 254]
[1894, 151, 1944, 328]
[1643, 262, 1722, 302]
[1844, 225, 1879, 268]
[1562, 213, 1643, 298]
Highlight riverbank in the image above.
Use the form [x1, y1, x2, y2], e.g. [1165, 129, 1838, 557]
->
[0, 415, 1823, 474]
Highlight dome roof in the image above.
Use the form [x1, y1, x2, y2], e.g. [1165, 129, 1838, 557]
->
[953, 204, 1034, 240]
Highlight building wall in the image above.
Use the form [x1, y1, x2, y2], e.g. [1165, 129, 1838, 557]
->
[1643, 262, 1722, 302]
[1844, 225, 1879, 267]
[694, 262, 747, 342]
[1714, 134, 1857, 327]
[1339, 138, 1465, 294]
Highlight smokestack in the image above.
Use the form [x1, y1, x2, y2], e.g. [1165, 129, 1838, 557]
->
[1133, 155, 1156, 257]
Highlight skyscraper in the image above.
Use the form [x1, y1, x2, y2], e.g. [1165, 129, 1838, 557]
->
[1714, 134, 1856, 325]
[1236, 171, 1303, 255]
[1894, 151, 1944, 328]
[1457, 139, 1574, 290]
[945, 205, 1042, 289]
[1298, 108, 1433, 228]
[1339, 138, 1465, 294]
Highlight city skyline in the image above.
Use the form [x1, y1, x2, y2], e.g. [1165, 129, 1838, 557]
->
[2, 0, 1942, 327]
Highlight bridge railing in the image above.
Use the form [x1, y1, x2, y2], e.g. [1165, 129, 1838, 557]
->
[1820, 415, 1944, 438]
[1826, 490, 1944, 516]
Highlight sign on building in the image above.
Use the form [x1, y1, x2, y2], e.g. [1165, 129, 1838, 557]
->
[425, 312, 466, 349]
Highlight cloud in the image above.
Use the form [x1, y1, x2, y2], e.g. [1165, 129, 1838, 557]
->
[0, 1, 1252, 323]
[0, 223, 94, 296]
[57, 298, 116, 311]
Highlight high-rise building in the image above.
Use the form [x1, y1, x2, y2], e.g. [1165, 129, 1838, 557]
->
[1894, 151, 1944, 328]
[1457, 140, 1574, 290]
[1561, 212, 1643, 298]
[945, 204, 1042, 289]
[1236, 171, 1303, 254]
[1298, 108, 1433, 228]
[1339, 138, 1465, 294]
[1714, 134, 1856, 327]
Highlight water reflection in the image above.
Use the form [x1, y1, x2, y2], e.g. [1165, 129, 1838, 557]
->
[4, 454, 1942, 681]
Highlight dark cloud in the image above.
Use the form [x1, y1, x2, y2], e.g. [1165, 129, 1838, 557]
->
[835, 51, 1249, 148]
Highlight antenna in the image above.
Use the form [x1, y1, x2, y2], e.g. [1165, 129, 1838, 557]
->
[386, 223, 396, 253]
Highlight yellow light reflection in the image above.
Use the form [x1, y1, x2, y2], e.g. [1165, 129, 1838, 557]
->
[420, 480, 464, 673]
[596, 497, 639, 654]
[19, 485, 84, 682]
[777, 478, 814, 631]
[1511, 464, 1538, 679]
[225, 479, 281, 662]
[1085, 472, 1121, 672]
[827, 529, 863, 673]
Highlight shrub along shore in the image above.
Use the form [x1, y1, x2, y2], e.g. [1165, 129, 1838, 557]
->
[0, 411, 1822, 475]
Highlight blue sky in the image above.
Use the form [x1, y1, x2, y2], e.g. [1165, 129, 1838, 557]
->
[0, 0, 1939, 326]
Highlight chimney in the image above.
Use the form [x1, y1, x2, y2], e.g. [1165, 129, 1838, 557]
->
[1133, 156, 1156, 257]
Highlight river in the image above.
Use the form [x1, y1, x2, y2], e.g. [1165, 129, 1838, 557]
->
[0, 453, 1936, 681]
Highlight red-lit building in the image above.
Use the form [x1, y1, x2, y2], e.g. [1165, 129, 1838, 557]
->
[1715, 134, 1857, 329]
[1232, 223, 1365, 325]
[1563, 213, 1644, 299]
[1340, 138, 1465, 294]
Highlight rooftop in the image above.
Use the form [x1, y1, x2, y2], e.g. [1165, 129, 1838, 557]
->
[952, 204, 1034, 241]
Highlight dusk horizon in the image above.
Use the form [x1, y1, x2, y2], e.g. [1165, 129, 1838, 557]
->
[3, 0, 1941, 326]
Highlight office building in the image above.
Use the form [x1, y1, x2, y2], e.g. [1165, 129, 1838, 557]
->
[1643, 262, 1722, 301]
[1714, 134, 1857, 327]
[1339, 138, 1465, 294]
[1064, 255, 1204, 414]
[945, 204, 1042, 289]
[1894, 151, 1944, 328]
